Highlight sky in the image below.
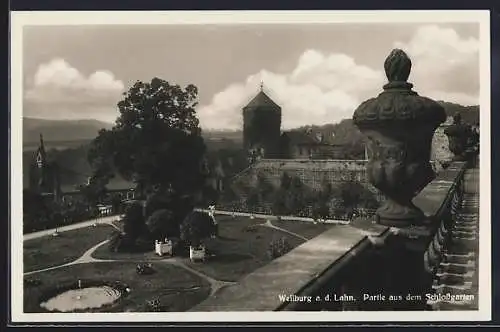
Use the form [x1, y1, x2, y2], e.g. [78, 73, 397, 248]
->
[22, 22, 480, 130]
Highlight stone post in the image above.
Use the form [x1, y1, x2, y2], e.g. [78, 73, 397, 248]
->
[353, 49, 446, 228]
[444, 113, 474, 162]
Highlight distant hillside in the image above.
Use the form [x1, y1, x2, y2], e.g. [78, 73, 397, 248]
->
[21, 101, 478, 190]
[23, 117, 243, 149]
[202, 129, 243, 142]
[437, 101, 479, 125]
[23, 117, 113, 144]
[22, 101, 478, 145]
[293, 102, 479, 143]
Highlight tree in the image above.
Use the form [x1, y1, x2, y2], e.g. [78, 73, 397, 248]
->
[337, 181, 378, 213]
[108, 230, 127, 253]
[247, 173, 275, 211]
[122, 202, 146, 242]
[87, 78, 207, 201]
[146, 209, 178, 240]
[289, 176, 310, 215]
[144, 188, 174, 218]
[272, 172, 293, 216]
[180, 211, 215, 247]
[312, 180, 333, 220]
[77, 169, 111, 207]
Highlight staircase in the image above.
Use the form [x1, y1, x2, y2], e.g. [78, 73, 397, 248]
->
[428, 167, 479, 310]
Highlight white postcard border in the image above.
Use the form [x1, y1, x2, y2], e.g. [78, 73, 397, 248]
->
[10, 10, 492, 323]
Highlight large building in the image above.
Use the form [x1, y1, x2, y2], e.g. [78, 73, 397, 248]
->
[242, 85, 361, 160]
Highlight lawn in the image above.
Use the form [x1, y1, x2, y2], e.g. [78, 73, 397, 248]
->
[23, 262, 211, 312]
[91, 216, 333, 282]
[92, 243, 168, 262]
[272, 219, 334, 240]
[183, 216, 333, 282]
[23, 224, 115, 273]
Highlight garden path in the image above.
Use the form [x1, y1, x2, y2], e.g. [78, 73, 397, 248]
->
[24, 217, 311, 296]
[24, 215, 122, 241]
[258, 220, 309, 241]
[23, 239, 235, 296]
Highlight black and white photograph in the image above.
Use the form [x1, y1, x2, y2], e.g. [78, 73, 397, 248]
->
[10, 10, 491, 322]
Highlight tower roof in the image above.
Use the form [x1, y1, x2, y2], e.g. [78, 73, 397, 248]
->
[34, 133, 47, 168]
[243, 90, 281, 110]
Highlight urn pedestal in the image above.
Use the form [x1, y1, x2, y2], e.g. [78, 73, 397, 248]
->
[353, 49, 446, 227]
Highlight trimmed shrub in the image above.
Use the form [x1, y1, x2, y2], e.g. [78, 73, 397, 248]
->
[267, 237, 292, 259]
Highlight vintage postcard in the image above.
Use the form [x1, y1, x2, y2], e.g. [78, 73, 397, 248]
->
[10, 10, 491, 323]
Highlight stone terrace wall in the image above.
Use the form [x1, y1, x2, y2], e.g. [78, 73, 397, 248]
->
[220, 159, 384, 217]
[231, 159, 380, 197]
[221, 159, 440, 217]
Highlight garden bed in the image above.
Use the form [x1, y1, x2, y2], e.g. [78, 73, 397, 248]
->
[23, 262, 211, 313]
[23, 224, 115, 273]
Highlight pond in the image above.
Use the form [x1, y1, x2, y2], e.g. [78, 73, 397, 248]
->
[40, 285, 122, 312]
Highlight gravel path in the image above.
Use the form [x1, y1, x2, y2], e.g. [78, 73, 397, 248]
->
[24, 215, 123, 241]
[258, 219, 310, 241]
[24, 236, 235, 297]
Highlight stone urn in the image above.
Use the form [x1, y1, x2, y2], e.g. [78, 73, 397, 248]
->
[353, 49, 446, 227]
[444, 113, 473, 161]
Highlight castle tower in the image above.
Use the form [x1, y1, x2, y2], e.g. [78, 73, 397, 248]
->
[242, 83, 282, 158]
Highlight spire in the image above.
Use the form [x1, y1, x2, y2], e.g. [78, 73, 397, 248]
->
[36, 133, 47, 169]
[243, 82, 281, 110]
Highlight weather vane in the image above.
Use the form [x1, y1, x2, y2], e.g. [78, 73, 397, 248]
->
[260, 81, 264, 91]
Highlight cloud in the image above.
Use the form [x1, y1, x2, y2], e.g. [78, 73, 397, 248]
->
[24, 58, 124, 121]
[198, 50, 384, 130]
[197, 25, 479, 130]
[394, 24, 479, 104]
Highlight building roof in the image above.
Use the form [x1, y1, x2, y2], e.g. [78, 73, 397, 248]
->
[60, 176, 135, 194]
[282, 131, 322, 146]
[106, 177, 136, 191]
[243, 91, 281, 110]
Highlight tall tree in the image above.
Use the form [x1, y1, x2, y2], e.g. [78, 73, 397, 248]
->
[180, 211, 215, 247]
[88, 78, 207, 199]
[122, 202, 146, 242]
[146, 209, 178, 240]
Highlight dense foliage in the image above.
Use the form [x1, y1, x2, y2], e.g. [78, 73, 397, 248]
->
[145, 209, 178, 240]
[87, 78, 207, 201]
[267, 237, 292, 259]
[220, 174, 380, 220]
[22, 189, 104, 233]
[180, 211, 217, 247]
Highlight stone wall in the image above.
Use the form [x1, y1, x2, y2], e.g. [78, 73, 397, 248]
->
[231, 159, 377, 196]
[220, 159, 384, 217]
[431, 116, 454, 164]
[223, 158, 442, 217]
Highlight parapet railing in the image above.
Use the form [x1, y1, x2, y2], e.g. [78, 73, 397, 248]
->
[417, 162, 477, 309]
[277, 161, 469, 311]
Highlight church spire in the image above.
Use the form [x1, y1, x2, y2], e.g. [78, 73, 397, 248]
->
[36, 133, 47, 169]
